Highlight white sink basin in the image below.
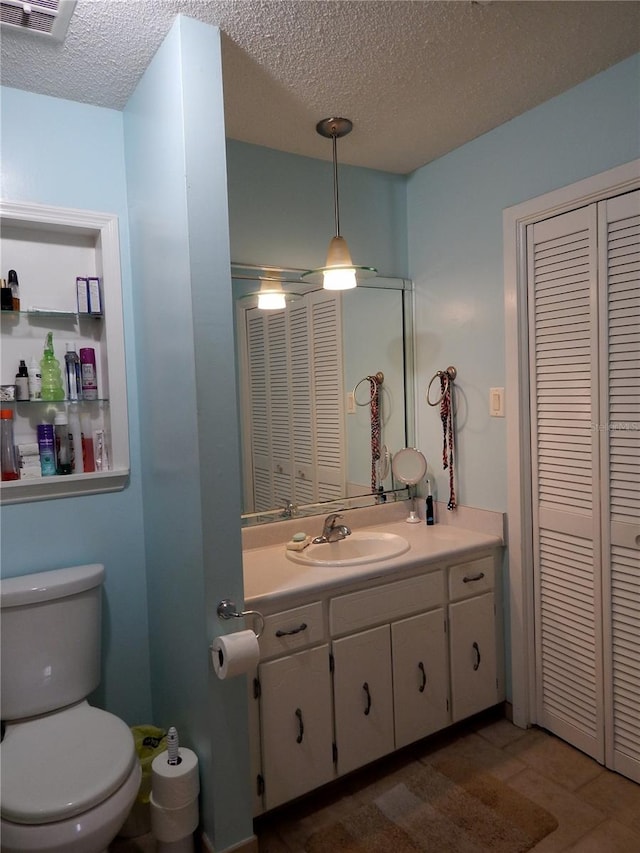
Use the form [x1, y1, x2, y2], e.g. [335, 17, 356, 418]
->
[286, 531, 410, 567]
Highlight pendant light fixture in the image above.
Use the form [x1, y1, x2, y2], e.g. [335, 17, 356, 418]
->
[302, 117, 376, 289]
[256, 279, 286, 310]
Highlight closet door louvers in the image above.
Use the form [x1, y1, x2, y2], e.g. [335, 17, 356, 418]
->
[527, 207, 605, 761]
[311, 292, 345, 501]
[600, 190, 640, 782]
[247, 310, 272, 511]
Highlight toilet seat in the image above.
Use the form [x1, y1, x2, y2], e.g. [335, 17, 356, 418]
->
[1, 702, 136, 825]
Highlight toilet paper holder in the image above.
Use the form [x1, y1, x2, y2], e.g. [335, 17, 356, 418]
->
[217, 599, 264, 638]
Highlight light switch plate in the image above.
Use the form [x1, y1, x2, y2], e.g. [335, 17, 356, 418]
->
[490, 387, 505, 417]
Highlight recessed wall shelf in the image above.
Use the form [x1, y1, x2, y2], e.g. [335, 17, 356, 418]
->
[0, 200, 130, 504]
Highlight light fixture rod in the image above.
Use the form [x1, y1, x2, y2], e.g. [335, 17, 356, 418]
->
[332, 131, 341, 237]
[317, 117, 353, 238]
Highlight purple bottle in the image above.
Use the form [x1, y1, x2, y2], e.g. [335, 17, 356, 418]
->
[79, 347, 98, 400]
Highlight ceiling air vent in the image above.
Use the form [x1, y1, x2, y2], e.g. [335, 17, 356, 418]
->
[1, 0, 76, 40]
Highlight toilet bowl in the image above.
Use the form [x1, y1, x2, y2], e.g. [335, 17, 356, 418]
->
[0, 565, 141, 853]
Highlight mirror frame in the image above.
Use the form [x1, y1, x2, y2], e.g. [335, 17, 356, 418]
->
[232, 264, 415, 526]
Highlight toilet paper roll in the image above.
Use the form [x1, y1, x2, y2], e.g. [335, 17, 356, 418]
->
[150, 792, 199, 843]
[152, 748, 200, 809]
[211, 630, 260, 679]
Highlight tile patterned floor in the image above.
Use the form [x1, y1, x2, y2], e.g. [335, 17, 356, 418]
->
[110, 712, 640, 852]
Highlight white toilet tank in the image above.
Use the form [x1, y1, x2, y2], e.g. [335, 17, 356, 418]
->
[0, 564, 105, 721]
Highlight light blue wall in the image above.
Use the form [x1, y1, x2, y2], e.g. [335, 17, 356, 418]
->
[123, 17, 249, 850]
[0, 87, 152, 725]
[226, 140, 408, 277]
[408, 53, 640, 512]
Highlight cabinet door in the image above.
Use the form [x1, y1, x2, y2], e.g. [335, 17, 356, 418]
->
[449, 593, 499, 722]
[247, 671, 264, 817]
[332, 625, 394, 776]
[392, 609, 450, 748]
[259, 645, 334, 811]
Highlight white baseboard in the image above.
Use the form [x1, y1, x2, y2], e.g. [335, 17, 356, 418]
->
[202, 832, 258, 853]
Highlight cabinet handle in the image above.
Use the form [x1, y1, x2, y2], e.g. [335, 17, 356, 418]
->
[473, 642, 481, 671]
[295, 708, 304, 743]
[363, 682, 372, 716]
[463, 572, 485, 583]
[418, 661, 427, 693]
[275, 622, 308, 637]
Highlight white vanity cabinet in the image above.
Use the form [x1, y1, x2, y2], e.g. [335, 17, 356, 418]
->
[392, 608, 450, 748]
[258, 645, 335, 812]
[248, 544, 503, 816]
[448, 554, 500, 722]
[332, 624, 395, 776]
[0, 201, 129, 503]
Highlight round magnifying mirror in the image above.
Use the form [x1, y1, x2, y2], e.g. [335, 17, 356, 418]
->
[392, 448, 427, 523]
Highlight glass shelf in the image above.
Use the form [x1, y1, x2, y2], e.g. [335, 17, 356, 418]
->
[9, 397, 110, 404]
[0, 309, 103, 320]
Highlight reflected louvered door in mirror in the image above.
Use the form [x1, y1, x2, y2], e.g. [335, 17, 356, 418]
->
[244, 292, 345, 512]
[528, 189, 640, 781]
[599, 190, 640, 783]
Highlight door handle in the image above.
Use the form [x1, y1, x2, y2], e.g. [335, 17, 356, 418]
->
[363, 682, 372, 715]
[418, 661, 427, 692]
[473, 641, 481, 671]
[295, 708, 304, 743]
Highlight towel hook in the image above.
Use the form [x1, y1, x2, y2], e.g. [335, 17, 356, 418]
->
[217, 599, 264, 638]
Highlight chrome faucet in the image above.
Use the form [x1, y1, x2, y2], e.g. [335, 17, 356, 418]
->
[280, 500, 297, 519]
[312, 512, 351, 544]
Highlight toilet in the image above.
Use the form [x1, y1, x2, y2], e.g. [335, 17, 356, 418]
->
[0, 564, 141, 853]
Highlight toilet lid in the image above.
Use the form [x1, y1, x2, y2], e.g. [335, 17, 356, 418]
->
[0, 703, 136, 825]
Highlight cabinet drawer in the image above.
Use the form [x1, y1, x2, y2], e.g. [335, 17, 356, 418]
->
[330, 571, 444, 636]
[448, 555, 495, 601]
[259, 602, 325, 659]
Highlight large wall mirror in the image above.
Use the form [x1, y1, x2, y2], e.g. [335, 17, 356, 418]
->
[233, 265, 414, 526]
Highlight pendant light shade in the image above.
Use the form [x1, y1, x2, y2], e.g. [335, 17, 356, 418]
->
[302, 118, 376, 289]
[257, 279, 286, 310]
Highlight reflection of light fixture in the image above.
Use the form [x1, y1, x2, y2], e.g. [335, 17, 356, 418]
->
[302, 117, 376, 289]
[257, 279, 286, 310]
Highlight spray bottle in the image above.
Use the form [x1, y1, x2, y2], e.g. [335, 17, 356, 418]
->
[40, 332, 65, 401]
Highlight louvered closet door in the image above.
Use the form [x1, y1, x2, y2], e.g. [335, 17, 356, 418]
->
[528, 206, 605, 761]
[600, 190, 640, 782]
[289, 300, 315, 505]
[310, 291, 346, 500]
[246, 309, 272, 511]
[267, 310, 293, 506]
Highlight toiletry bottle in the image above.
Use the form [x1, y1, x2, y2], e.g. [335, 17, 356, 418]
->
[81, 412, 95, 472]
[40, 332, 65, 401]
[0, 279, 12, 311]
[426, 479, 434, 525]
[1, 410, 20, 481]
[27, 357, 42, 401]
[15, 360, 29, 401]
[64, 342, 82, 401]
[68, 405, 84, 473]
[37, 423, 57, 476]
[7, 270, 20, 311]
[80, 347, 98, 400]
[54, 412, 72, 475]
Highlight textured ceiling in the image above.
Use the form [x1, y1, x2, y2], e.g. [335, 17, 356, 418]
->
[1, 0, 639, 174]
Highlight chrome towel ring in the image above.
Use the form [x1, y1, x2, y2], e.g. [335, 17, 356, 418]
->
[353, 371, 384, 406]
[426, 366, 457, 406]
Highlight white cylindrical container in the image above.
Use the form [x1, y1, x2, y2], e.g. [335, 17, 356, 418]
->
[151, 748, 199, 809]
[150, 793, 198, 844]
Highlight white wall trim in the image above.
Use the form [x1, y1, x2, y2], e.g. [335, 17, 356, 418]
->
[503, 159, 640, 729]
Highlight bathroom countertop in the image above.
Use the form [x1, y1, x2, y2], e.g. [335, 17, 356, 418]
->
[243, 518, 502, 611]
